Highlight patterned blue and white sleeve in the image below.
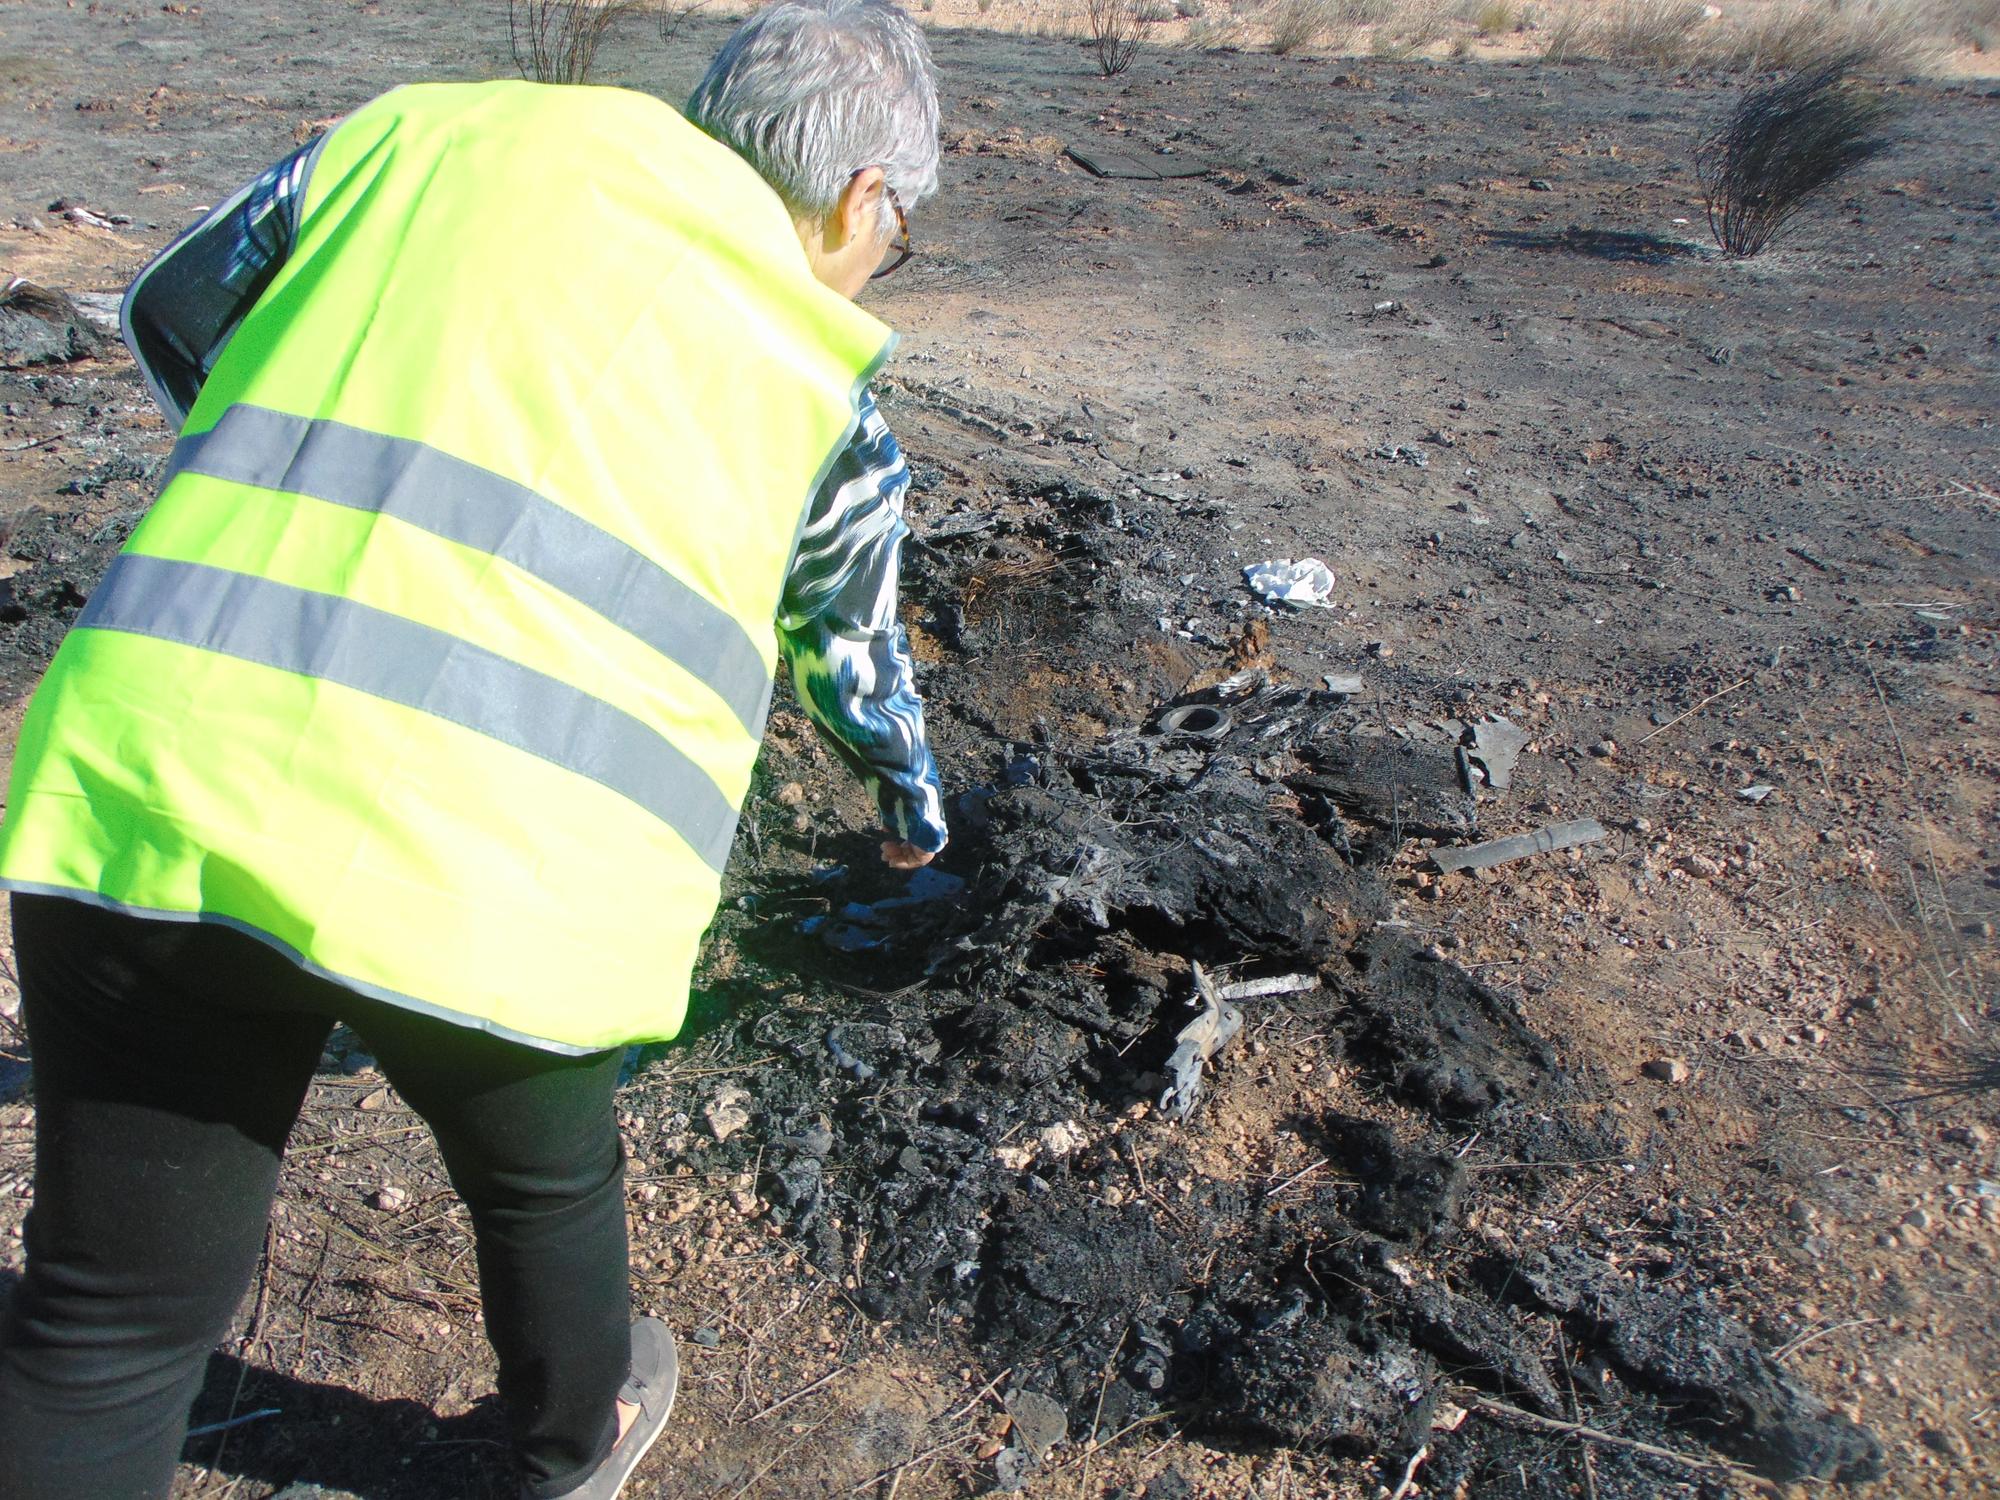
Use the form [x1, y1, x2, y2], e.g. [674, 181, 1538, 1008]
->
[122, 140, 319, 426]
[777, 391, 948, 853]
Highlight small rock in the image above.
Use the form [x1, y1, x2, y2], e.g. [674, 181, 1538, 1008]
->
[1038, 1120, 1087, 1158]
[356, 1086, 391, 1111]
[370, 1185, 408, 1212]
[691, 1326, 721, 1347]
[1642, 1058, 1689, 1085]
[1942, 1123, 1989, 1148]
[1918, 1427, 1969, 1459]
[1589, 739, 1617, 758]
[705, 1084, 753, 1143]
[993, 1445, 1036, 1492]
[1903, 1207, 1933, 1231]
[1528, 178, 1554, 191]
[775, 780, 806, 807]
[1004, 1388, 1068, 1458]
[1, 279, 105, 369]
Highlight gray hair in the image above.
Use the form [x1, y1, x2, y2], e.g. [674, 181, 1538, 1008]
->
[686, 0, 940, 234]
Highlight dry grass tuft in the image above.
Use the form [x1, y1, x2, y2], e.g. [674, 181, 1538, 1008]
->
[1594, 0, 1709, 63]
[1930, 0, 2000, 49]
[1707, 0, 1946, 71]
[1373, 8, 1453, 54]
[1047, 0, 1993, 68]
[1531, 0, 1954, 72]
[1267, 0, 1348, 51]
[1538, 3, 1592, 59]
[1464, 0, 1520, 33]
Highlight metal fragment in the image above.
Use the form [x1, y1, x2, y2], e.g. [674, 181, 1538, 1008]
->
[1159, 961, 1245, 1121]
[1218, 972, 1320, 1001]
[1431, 818, 1607, 874]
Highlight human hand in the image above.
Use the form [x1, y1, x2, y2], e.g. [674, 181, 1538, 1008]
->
[881, 839, 935, 869]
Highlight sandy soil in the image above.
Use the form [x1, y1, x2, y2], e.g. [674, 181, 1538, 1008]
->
[0, 2, 1996, 1497]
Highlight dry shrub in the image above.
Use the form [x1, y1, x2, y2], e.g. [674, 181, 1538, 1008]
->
[1697, 53, 1902, 255]
[509, 0, 640, 83]
[1268, 0, 1345, 51]
[654, 0, 709, 45]
[1086, 0, 1145, 71]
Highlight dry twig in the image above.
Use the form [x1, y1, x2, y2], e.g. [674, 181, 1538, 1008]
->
[1464, 1395, 1772, 1489]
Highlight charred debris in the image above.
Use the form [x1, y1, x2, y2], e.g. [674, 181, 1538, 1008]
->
[675, 667, 1881, 1495]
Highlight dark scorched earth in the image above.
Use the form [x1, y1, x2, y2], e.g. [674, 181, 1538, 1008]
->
[688, 671, 1883, 1497]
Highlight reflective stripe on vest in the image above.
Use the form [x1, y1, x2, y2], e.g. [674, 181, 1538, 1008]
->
[80, 552, 742, 871]
[164, 404, 771, 737]
[0, 81, 895, 1052]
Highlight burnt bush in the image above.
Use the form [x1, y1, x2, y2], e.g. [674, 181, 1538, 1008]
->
[1697, 55, 1903, 257]
[1086, 0, 1144, 76]
[508, 0, 639, 84]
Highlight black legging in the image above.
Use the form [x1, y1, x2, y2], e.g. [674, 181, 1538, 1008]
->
[0, 893, 631, 1500]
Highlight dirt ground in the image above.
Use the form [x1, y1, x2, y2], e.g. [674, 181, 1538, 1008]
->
[0, 2, 1996, 1498]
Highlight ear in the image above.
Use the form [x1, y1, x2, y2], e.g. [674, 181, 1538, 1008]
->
[831, 165, 888, 254]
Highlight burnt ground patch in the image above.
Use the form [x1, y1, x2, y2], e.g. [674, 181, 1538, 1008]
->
[676, 660, 1882, 1492]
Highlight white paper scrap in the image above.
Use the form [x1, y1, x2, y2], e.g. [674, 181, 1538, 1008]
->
[1243, 557, 1336, 608]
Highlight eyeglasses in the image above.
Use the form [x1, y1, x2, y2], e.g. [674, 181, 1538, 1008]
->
[871, 187, 914, 280]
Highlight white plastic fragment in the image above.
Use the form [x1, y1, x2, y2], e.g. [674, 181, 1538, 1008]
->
[1243, 557, 1336, 608]
[1738, 784, 1775, 802]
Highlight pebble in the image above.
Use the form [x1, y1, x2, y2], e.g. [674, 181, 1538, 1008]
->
[1038, 1120, 1087, 1158]
[1003, 1388, 1068, 1458]
[705, 1085, 753, 1142]
[1641, 1057, 1689, 1085]
[1589, 739, 1617, 758]
[370, 1185, 408, 1212]
[775, 781, 806, 807]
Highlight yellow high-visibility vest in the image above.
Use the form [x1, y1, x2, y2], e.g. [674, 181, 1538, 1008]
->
[0, 81, 893, 1051]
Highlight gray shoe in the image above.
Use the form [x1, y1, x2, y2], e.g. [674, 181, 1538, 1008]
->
[539, 1317, 679, 1500]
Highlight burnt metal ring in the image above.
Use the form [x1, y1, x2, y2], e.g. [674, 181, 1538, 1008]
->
[1157, 704, 1233, 740]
